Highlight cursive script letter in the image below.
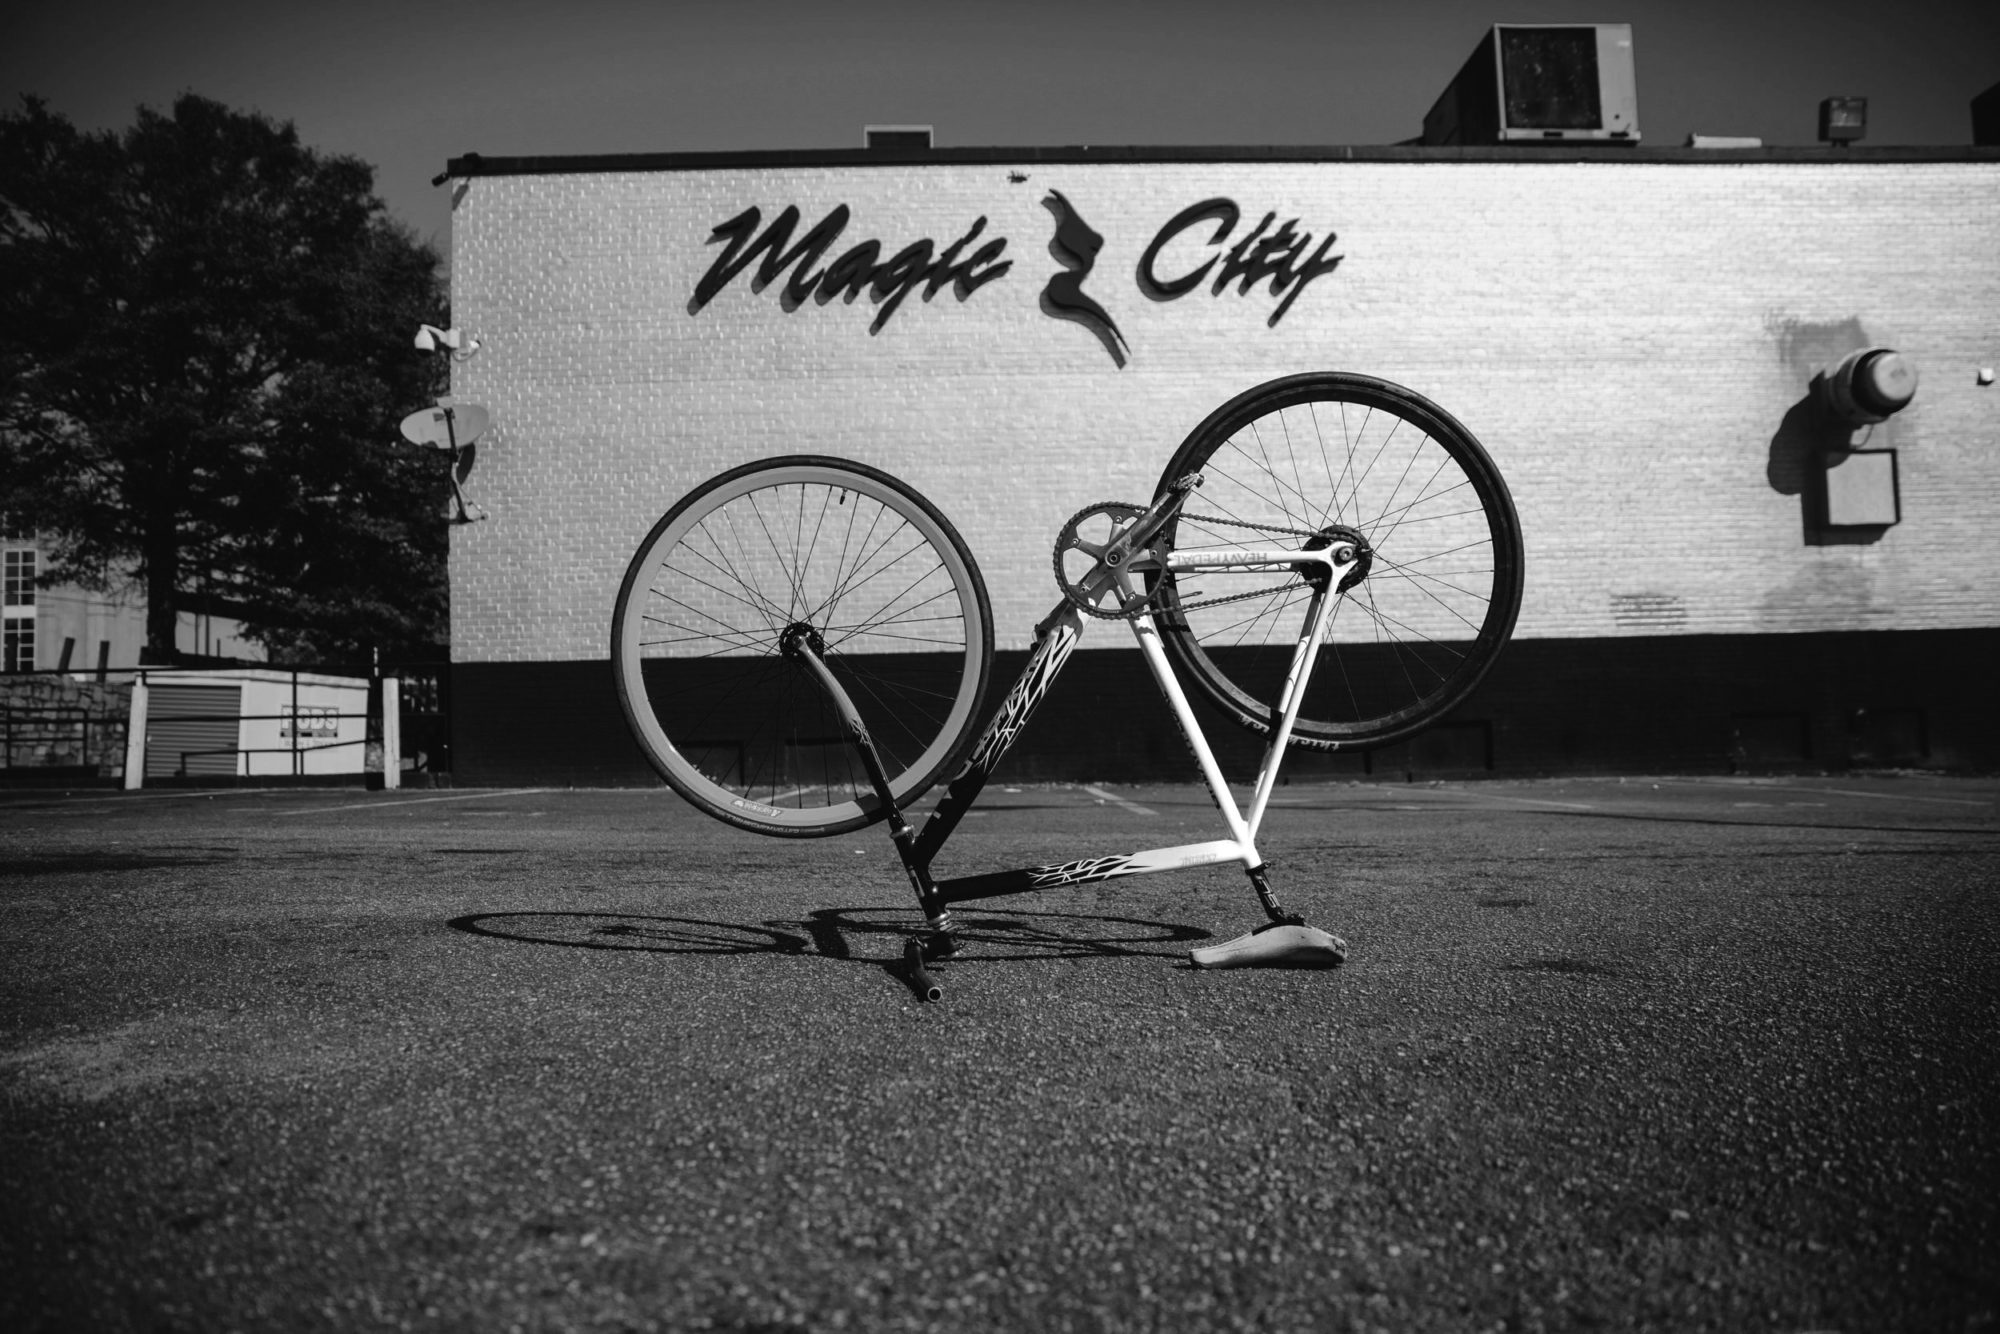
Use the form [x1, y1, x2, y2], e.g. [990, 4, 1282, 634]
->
[688, 205, 852, 313]
[1137, 199, 1239, 301]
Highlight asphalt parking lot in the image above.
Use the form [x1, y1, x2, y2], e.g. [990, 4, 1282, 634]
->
[2, 774, 1996, 1333]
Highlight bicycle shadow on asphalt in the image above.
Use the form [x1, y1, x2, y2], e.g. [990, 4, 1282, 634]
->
[447, 908, 1213, 997]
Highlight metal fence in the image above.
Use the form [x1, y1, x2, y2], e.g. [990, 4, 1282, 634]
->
[0, 662, 451, 783]
[392, 665, 451, 775]
[0, 669, 135, 781]
[2, 704, 125, 775]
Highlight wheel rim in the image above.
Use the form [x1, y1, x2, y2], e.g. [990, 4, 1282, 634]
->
[615, 462, 989, 832]
[1158, 377, 1522, 749]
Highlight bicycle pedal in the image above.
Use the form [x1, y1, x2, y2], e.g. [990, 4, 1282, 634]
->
[918, 931, 962, 962]
[1189, 923, 1347, 971]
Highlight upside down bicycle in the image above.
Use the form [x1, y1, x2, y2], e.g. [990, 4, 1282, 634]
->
[611, 373, 1525, 999]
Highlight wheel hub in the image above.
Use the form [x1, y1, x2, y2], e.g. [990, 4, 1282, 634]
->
[1302, 525, 1371, 594]
[777, 621, 828, 659]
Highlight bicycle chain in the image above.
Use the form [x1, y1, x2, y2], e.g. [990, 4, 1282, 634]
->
[1054, 506, 1335, 622]
[1178, 512, 1328, 540]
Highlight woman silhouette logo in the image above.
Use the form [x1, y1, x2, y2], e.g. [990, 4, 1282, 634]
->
[1040, 190, 1130, 368]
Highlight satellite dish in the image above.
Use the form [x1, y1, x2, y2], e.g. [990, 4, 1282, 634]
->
[398, 402, 491, 450]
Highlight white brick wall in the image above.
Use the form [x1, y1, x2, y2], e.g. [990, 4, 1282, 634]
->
[446, 158, 2000, 663]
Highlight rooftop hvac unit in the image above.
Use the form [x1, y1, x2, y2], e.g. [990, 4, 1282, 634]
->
[1972, 80, 2000, 146]
[1423, 24, 1640, 146]
[864, 125, 933, 150]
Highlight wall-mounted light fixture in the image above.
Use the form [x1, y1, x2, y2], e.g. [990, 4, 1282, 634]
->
[413, 324, 482, 360]
[1822, 347, 1918, 427]
[1811, 346, 1917, 531]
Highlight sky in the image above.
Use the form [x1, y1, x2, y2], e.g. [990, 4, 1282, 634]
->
[4, 0, 1996, 254]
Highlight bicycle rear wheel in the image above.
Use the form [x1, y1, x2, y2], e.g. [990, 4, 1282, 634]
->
[612, 457, 993, 836]
[1154, 373, 1523, 751]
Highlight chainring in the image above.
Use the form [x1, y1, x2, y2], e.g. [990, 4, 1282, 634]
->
[1052, 502, 1169, 619]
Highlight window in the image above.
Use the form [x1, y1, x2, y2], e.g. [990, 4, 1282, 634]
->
[0, 622, 30, 672]
[3, 547, 35, 672]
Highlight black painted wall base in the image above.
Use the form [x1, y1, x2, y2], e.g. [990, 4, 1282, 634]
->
[452, 628, 2000, 787]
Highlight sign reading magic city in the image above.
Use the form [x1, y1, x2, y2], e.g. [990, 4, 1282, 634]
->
[687, 192, 1343, 369]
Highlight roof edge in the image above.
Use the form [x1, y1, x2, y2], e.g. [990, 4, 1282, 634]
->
[439, 143, 2000, 181]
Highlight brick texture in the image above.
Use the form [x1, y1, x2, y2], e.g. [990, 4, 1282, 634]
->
[446, 159, 2000, 664]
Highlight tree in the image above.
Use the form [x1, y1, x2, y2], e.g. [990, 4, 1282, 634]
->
[0, 93, 450, 663]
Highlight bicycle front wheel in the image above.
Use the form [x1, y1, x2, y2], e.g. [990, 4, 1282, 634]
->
[612, 457, 994, 836]
[1154, 373, 1523, 751]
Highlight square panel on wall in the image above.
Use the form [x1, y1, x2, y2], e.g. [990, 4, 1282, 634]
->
[1730, 712, 1811, 769]
[1849, 707, 1927, 766]
[1823, 448, 1900, 527]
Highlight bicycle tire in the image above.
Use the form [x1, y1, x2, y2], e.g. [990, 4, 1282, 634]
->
[1153, 373, 1523, 751]
[612, 456, 994, 836]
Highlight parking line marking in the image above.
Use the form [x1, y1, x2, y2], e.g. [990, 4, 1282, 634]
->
[0, 788, 283, 808]
[274, 788, 554, 815]
[1081, 785, 1158, 817]
[1816, 788, 1984, 808]
[1675, 779, 1989, 808]
[1391, 786, 1596, 812]
[1807, 785, 1989, 808]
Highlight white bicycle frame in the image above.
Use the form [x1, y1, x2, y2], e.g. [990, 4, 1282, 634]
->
[793, 512, 1352, 899]
[951, 546, 1343, 884]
